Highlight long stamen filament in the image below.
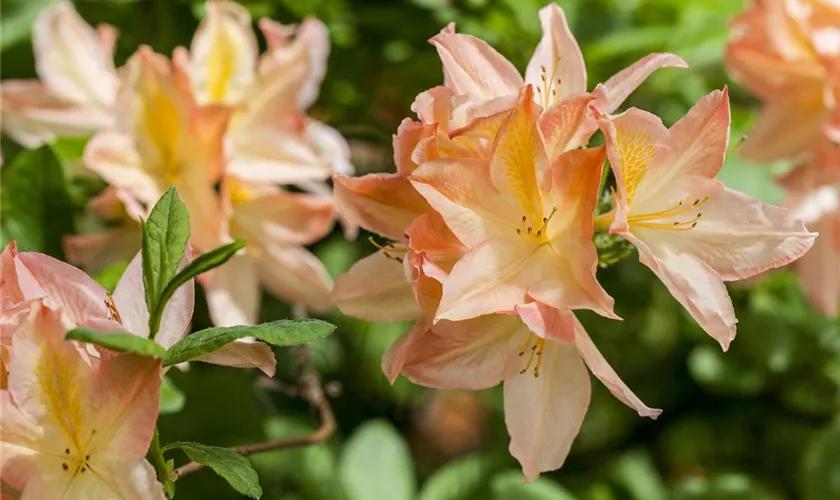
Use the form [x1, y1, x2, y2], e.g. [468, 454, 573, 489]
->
[628, 196, 709, 223]
[518, 335, 545, 377]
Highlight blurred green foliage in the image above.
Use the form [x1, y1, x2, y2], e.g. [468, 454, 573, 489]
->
[2, 0, 840, 499]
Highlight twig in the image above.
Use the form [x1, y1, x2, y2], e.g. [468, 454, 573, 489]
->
[171, 346, 336, 479]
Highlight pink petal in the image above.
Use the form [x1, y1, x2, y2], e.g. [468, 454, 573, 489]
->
[514, 302, 575, 343]
[524, 4, 587, 99]
[739, 101, 829, 162]
[572, 315, 661, 418]
[538, 93, 594, 161]
[429, 31, 522, 101]
[405, 212, 466, 275]
[0, 390, 43, 490]
[14, 252, 108, 326]
[504, 339, 590, 481]
[665, 88, 730, 180]
[84, 131, 160, 205]
[254, 245, 333, 312]
[334, 173, 430, 241]
[332, 250, 419, 322]
[33, 1, 118, 106]
[203, 253, 260, 326]
[228, 126, 333, 185]
[393, 118, 435, 176]
[63, 226, 141, 274]
[795, 214, 840, 316]
[400, 313, 526, 390]
[591, 53, 688, 115]
[192, 338, 277, 377]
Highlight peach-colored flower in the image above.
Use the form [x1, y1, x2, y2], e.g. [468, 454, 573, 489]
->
[725, 0, 840, 162]
[0, 301, 165, 499]
[0, 1, 117, 147]
[780, 138, 840, 315]
[1, 244, 276, 375]
[595, 88, 816, 350]
[83, 47, 228, 251]
[198, 177, 336, 324]
[430, 3, 686, 145]
[175, 0, 351, 186]
[409, 85, 616, 322]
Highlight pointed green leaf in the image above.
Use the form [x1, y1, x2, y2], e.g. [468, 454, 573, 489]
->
[491, 471, 578, 500]
[339, 420, 415, 500]
[141, 187, 189, 337]
[164, 442, 262, 499]
[66, 328, 165, 358]
[163, 319, 336, 366]
[160, 375, 186, 415]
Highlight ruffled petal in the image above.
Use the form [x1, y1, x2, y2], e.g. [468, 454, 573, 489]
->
[332, 251, 418, 322]
[524, 4, 586, 99]
[334, 173, 429, 241]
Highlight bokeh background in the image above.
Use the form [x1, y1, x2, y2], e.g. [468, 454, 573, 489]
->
[2, 0, 840, 499]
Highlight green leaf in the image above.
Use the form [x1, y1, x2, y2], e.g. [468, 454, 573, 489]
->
[0, 145, 75, 257]
[801, 418, 840, 500]
[491, 471, 578, 500]
[150, 239, 245, 334]
[418, 453, 500, 500]
[611, 449, 668, 500]
[160, 375, 186, 415]
[339, 420, 415, 500]
[163, 319, 336, 366]
[164, 442, 262, 499]
[141, 187, 190, 337]
[65, 328, 166, 358]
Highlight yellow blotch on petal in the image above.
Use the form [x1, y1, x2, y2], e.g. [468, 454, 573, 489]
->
[35, 341, 88, 450]
[139, 70, 182, 185]
[207, 21, 236, 103]
[615, 128, 657, 204]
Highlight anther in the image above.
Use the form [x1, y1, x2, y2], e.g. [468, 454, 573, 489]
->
[527, 227, 532, 234]
[65, 448, 70, 454]
[85, 455, 90, 460]
[521, 216, 527, 223]
[516, 229, 522, 235]
[80, 467, 86, 473]
[62, 463, 69, 471]
[536, 230, 542, 237]
[691, 222, 698, 228]
[693, 199, 700, 206]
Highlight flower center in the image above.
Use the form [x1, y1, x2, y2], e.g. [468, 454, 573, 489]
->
[61, 446, 92, 476]
[369, 237, 409, 263]
[628, 196, 710, 231]
[518, 334, 545, 377]
[516, 207, 558, 243]
[535, 56, 563, 110]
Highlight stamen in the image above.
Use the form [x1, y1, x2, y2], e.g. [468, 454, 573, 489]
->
[518, 335, 546, 376]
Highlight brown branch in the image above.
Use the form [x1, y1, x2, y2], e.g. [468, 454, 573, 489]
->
[171, 346, 336, 479]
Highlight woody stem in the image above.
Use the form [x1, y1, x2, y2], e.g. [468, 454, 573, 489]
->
[170, 345, 336, 479]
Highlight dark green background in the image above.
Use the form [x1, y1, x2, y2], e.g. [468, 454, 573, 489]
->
[2, 0, 839, 499]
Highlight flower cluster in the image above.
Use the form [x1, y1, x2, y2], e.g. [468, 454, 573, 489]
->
[334, 3, 816, 479]
[725, 0, 840, 315]
[0, 0, 350, 326]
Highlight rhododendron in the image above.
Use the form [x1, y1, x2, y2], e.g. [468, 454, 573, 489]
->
[725, 0, 840, 162]
[176, 0, 351, 186]
[0, 1, 117, 147]
[0, 301, 165, 498]
[595, 88, 816, 349]
[83, 47, 227, 251]
[409, 86, 616, 322]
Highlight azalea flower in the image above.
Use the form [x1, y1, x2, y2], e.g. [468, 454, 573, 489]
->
[0, 301, 165, 499]
[175, 0, 351, 186]
[430, 3, 687, 146]
[724, 0, 840, 162]
[1, 243, 276, 375]
[408, 85, 617, 322]
[594, 88, 816, 350]
[83, 46, 228, 251]
[780, 138, 840, 315]
[0, 1, 118, 147]
[198, 177, 336, 325]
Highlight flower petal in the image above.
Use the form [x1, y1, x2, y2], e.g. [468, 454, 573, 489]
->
[405, 212, 466, 274]
[84, 131, 160, 206]
[572, 315, 661, 417]
[504, 338, 590, 482]
[14, 252, 108, 326]
[524, 4, 586, 99]
[202, 253, 260, 326]
[795, 214, 840, 316]
[332, 250, 419, 322]
[334, 173, 429, 241]
[254, 246, 333, 312]
[538, 93, 594, 161]
[591, 53, 688, 115]
[738, 101, 829, 162]
[227, 126, 333, 185]
[429, 31, 522, 101]
[643, 187, 816, 281]
[63, 226, 142, 274]
[191, 339, 277, 377]
[33, 1, 118, 106]
[188, 0, 257, 105]
[400, 314, 525, 390]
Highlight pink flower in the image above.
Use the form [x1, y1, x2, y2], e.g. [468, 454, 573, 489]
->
[0, 1, 118, 147]
[175, 0, 351, 186]
[0, 301, 165, 498]
[595, 89, 816, 350]
[724, 0, 840, 162]
[83, 46, 228, 251]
